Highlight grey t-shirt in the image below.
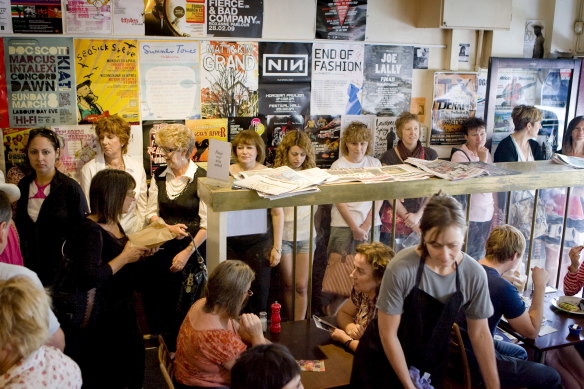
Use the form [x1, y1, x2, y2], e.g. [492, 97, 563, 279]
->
[377, 247, 493, 320]
[0, 262, 60, 336]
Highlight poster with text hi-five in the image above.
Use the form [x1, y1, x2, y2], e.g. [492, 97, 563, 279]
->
[64, 0, 112, 34]
[0, 39, 9, 128]
[311, 42, 364, 116]
[139, 41, 200, 121]
[74, 38, 139, 124]
[52, 124, 99, 181]
[207, 0, 262, 38]
[315, 0, 367, 41]
[431, 72, 477, 146]
[200, 41, 258, 119]
[144, 0, 205, 37]
[186, 118, 228, 162]
[5, 37, 76, 128]
[10, 0, 63, 33]
[303, 115, 340, 168]
[362, 45, 413, 116]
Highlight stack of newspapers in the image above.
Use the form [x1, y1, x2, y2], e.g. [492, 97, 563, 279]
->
[552, 153, 584, 169]
[232, 166, 335, 199]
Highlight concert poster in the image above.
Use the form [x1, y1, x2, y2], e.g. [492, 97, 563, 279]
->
[264, 114, 303, 166]
[185, 118, 228, 162]
[64, 0, 112, 34]
[207, 0, 262, 38]
[303, 115, 341, 168]
[315, 0, 367, 41]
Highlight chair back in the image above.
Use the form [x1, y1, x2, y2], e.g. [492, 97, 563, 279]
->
[445, 322, 472, 389]
[158, 334, 175, 389]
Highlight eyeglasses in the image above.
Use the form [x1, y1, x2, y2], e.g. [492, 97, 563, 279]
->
[246, 289, 254, 297]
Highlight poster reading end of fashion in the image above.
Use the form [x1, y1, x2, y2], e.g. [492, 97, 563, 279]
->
[315, 0, 367, 41]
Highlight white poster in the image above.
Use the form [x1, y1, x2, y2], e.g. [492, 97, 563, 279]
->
[374, 116, 397, 159]
[64, 0, 113, 34]
[311, 42, 364, 115]
[113, 0, 144, 35]
[0, 0, 12, 33]
[139, 41, 200, 120]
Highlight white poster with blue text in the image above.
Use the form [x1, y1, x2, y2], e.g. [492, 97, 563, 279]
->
[310, 42, 364, 116]
[139, 41, 200, 121]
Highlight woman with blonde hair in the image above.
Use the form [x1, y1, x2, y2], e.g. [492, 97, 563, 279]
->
[143, 123, 208, 335]
[380, 111, 437, 250]
[228, 129, 283, 314]
[0, 276, 81, 388]
[274, 130, 316, 320]
[80, 115, 148, 234]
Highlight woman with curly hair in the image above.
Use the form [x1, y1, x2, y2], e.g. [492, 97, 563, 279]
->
[274, 130, 316, 320]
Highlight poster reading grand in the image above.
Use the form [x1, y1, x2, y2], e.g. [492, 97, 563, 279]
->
[311, 42, 364, 115]
[5, 37, 76, 127]
[139, 40, 200, 121]
[74, 38, 140, 124]
[362, 45, 413, 116]
[200, 41, 258, 118]
[431, 72, 477, 146]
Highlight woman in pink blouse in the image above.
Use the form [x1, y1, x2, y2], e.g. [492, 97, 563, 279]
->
[174, 260, 268, 389]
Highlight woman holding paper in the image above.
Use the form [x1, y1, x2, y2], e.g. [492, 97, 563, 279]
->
[379, 112, 437, 251]
[63, 169, 153, 389]
[143, 123, 208, 335]
[80, 115, 148, 234]
[274, 130, 316, 320]
[228, 129, 283, 314]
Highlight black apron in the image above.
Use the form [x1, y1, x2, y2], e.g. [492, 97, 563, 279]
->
[351, 256, 463, 389]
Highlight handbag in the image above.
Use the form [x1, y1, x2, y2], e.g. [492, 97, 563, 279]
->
[52, 234, 103, 329]
[175, 247, 207, 321]
[322, 252, 354, 297]
[509, 190, 547, 239]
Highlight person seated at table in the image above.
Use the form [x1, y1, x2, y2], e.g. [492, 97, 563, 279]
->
[564, 245, 584, 296]
[464, 225, 561, 389]
[331, 242, 394, 352]
[0, 276, 82, 388]
[174, 260, 269, 389]
[231, 343, 303, 389]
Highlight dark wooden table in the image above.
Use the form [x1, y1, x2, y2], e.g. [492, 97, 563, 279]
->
[267, 318, 353, 389]
[498, 291, 584, 362]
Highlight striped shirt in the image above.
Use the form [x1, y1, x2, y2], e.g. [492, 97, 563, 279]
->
[564, 262, 584, 296]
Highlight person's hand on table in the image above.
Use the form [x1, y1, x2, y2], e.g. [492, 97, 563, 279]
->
[568, 246, 583, 273]
[331, 328, 352, 344]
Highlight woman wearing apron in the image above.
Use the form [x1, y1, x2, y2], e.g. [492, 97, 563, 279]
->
[351, 194, 499, 389]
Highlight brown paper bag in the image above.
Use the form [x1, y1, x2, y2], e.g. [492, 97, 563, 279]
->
[127, 219, 176, 248]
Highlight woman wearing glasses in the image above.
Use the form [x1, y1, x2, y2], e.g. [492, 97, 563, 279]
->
[80, 115, 148, 234]
[15, 128, 88, 286]
[143, 123, 207, 335]
[174, 260, 268, 389]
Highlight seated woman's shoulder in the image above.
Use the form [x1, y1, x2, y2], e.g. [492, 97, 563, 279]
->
[424, 146, 438, 160]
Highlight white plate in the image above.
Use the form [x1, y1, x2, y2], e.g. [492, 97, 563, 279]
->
[551, 296, 584, 315]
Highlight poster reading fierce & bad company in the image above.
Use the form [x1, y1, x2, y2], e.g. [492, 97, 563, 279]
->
[5, 37, 76, 127]
[362, 45, 413, 116]
[207, 0, 263, 38]
[259, 42, 311, 116]
[311, 42, 363, 116]
[315, 0, 367, 41]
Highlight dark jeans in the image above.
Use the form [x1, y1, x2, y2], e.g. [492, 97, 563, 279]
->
[466, 220, 491, 260]
[495, 350, 562, 389]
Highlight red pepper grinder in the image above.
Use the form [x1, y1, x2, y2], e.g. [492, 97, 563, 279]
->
[270, 301, 281, 333]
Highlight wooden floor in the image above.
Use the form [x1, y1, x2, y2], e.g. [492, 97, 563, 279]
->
[143, 338, 168, 389]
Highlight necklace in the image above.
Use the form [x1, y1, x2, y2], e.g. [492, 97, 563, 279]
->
[106, 159, 125, 171]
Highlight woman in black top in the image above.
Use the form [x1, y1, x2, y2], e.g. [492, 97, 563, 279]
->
[143, 123, 208, 335]
[63, 169, 152, 389]
[493, 105, 545, 162]
[15, 128, 88, 286]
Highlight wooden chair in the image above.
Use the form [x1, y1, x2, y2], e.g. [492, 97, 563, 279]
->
[444, 323, 472, 389]
[158, 334, 175, 389]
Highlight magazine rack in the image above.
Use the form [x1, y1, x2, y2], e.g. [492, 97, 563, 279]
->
[199, 160, 584, 272]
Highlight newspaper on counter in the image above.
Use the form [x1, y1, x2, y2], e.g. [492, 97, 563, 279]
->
[233, 166, 334, 199]
[552, 153, 584, 169]
[327, 164, 431, 183]
[404, 158, 487, 181]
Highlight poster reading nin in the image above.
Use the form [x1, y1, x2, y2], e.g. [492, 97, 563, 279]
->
[259, 42, 311, 116]
[5, 37, 76, 128]
[362, 45, 413, 116]
[315, 0, 367, 41]
[207, 0, 263, 38]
